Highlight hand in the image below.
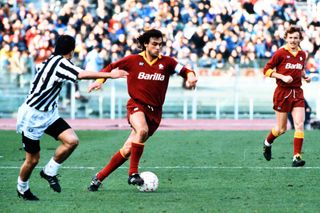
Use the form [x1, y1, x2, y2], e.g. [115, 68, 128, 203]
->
[185, 75, 198, 89]
[109, 67, 129, 79]
[88, 81, 103, 93]
[281, 75, 293, 83]
[304, 76, 312, 83]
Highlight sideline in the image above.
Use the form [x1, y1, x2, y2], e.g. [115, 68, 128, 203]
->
[0, 118, 276, 130]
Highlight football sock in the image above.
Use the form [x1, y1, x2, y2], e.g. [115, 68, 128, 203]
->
[293, 131, 304, 156]
[264, 140, 271, 147]
[129, 142, 144, 176]
[43, 157, 61, 176]
[266, 128, 280, 144]
[97, 150, 127, 181]
[17, 176, 29, 193]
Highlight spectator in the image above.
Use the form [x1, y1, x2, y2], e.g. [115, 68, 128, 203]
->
[0, 0, 319, 80]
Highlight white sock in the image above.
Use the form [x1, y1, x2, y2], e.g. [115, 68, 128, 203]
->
[43, 157, 61, 176]
[264, 140, 272, 147]
[17, 176, 29, 193]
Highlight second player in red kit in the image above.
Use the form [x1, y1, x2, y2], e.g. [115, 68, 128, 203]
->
[262, 25, 311, 167]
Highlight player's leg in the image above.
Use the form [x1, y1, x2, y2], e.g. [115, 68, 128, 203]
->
[17, 134, 40, 201]
[291, 107, 306, 167]
[52, 128, 79, 163]
[40, 118, 78, 193]
[98, 130, 136, 179]
[88, 131, 136, 191]
[263, 111, 288, 161]
[127, 111, 149, 186]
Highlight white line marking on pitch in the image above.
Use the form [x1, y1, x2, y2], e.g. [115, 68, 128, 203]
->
[0, 166, 319, 170]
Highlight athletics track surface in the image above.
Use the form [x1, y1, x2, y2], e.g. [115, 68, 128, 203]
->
[0, 118, 276, 131]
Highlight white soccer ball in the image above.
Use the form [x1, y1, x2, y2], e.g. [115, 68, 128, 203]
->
[137, 171, 159, 192]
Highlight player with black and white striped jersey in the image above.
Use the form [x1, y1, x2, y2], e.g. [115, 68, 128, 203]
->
[16, 35, 128, 201]
[25, 54, 83, 111]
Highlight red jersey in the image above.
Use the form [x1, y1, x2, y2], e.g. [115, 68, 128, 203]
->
[263, 45, 306, 88]
[100, 52, 193, 107]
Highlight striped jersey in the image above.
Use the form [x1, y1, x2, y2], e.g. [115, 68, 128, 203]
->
[25, 55, 83, 111]
[100, 51, 194, 107]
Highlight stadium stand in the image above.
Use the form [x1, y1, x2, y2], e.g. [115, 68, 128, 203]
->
[0, 0, 319, 119]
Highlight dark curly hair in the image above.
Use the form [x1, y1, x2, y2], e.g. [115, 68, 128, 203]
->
[137, 29, 163, 50]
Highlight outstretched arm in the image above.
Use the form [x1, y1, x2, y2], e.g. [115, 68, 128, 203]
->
[87, 67, 128, 92]
[78, 67, 128, 80]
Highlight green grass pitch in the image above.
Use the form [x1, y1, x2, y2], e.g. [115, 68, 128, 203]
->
[1, 130, 320, 213]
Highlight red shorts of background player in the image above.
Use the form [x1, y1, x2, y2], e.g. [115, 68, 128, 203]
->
[127, 98, 162, 136]
[273, 86, 305, 112]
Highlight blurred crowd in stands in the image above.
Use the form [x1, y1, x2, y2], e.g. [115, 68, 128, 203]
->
[0, 0, 319, 86]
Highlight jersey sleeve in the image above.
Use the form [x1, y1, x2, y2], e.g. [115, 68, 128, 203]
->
[97, 55, 133, 83]
[56, 58, 84, 83]
[171, 58, 195, 78]
[302, 51, 307, 69]
[263, 50, 283, 77]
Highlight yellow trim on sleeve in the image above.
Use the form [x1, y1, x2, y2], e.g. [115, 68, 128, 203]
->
[96, 78, 106, 84]
[294, 131, 304, 139]
[265, 69, 274, 77]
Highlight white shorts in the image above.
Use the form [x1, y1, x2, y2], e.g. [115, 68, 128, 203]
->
[16, 103, 60, 140]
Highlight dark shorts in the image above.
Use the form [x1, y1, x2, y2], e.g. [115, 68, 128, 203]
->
[22, 118, 71, 153]
[127, 99, 162, 136]
[273, 87, 305, 112]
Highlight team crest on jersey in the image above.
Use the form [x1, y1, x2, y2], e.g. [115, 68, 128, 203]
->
[139, 62, 144, 66]
[159, 64, 164, 70]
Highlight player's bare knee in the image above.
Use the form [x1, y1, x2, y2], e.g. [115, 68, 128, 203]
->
[294, 122, 304, 131]
[69, 138, 79, 149]
[64, 136, 79, 150]
[136, 128, 149, 141]
[26, 156, 39, 166]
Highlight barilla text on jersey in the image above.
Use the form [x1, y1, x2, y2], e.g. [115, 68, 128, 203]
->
[285, 63, 303, 70]
[138, 72, 165, 81]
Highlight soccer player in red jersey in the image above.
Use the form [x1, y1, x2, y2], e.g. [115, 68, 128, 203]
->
[262, 25, 311, 167]
[87, 29, 197, 191]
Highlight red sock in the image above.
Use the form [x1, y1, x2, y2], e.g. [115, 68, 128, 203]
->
[129, 142, 144, 176]
[266, 132, 276, 144]
[266, 128, 282, 144]
[293, 131, 304, 156]
[97, 150, 127, 181]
